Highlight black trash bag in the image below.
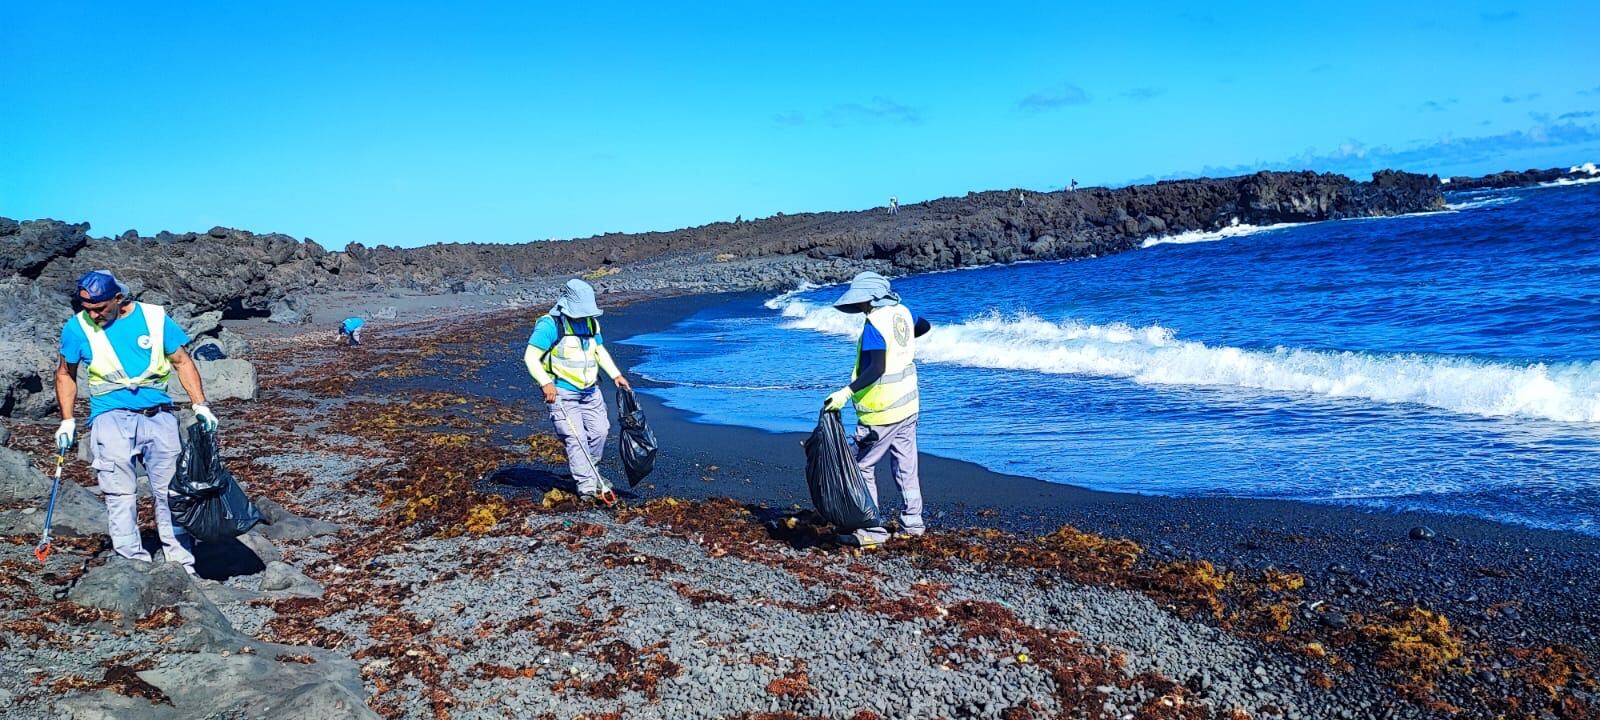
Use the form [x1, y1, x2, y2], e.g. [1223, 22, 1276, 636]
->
[616, 386, 658, 485]
[804, 409, 879, 532]
[190, 343, 227, 361]
[169, 424, 263, 543]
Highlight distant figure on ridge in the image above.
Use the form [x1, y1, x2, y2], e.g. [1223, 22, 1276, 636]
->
[525, 278, 632, 505]
[339, 317, 365, 346]
[1070, 178, 1078, 192]
[888, 196, 899, 215]
[822, 271, 932, 547]
[53, 270, 219, 575]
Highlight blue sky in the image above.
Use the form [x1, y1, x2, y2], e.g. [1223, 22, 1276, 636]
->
[3, 2, 1597, 248]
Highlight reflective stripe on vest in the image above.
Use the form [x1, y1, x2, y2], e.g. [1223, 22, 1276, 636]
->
[75, 302, 173, 396]
[851, 304, 919, 425]
[544, 317, 602, 390]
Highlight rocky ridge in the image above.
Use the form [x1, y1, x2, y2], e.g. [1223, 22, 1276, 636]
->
[1443, 163, 1600, 191]
[2, 168, 1446, 419]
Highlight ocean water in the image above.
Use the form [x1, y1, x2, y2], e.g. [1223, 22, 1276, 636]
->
[624, 181, 1600, 535]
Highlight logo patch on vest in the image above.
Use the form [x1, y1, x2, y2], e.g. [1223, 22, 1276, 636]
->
[892, 315, 910, 346]
[137, 335, 153, 350]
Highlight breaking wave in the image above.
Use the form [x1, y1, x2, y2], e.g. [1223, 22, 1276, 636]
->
[1140, 220, 1302, 248]
[762, 281, 823, 310]
[775, 301, 1600, 424]
[1541, 175, 1600, 188]
[1445, 195, 1521, 211]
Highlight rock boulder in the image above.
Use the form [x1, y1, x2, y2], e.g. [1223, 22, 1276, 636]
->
[0, 446, 103, 537]
[258, 560, 324, 598]
[163, 359, 256, 403]
[0, 219, 90, 278]
[256, 497, 342, 541]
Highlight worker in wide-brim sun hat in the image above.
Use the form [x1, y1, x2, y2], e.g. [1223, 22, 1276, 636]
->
[823, 271, 933, 548]
[523, 278, 632, 503]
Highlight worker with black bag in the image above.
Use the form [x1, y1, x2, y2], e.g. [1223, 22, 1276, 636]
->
[819, 272, 933, 547]
[52, 270, 222, 575]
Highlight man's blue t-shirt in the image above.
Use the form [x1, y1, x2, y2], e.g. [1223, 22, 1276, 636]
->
[341, 317, 365, 333]
[528, 315, 604, 392]
[59, 304, 191, 422]
[859, 305, 922, 352]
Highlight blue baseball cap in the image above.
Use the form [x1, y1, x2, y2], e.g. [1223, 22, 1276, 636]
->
[76, 271, 130, 303]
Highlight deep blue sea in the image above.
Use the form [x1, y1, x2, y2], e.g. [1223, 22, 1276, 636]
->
[624, 179, 1600, 535]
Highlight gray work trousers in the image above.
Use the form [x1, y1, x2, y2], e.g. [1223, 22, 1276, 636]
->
[90, 409, 195, 571]
[852, 413, 923, 543]
[549, 388, 610, 495]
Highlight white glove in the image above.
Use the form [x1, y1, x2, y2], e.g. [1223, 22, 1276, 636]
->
[193, 404, 219, 432]
[54, 419, 76, 452]
[823, 387, 853, 412]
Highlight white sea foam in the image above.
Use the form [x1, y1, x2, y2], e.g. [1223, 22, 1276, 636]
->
[1541, 175, 1600, 188]
[1445, 195, 1521, 211]
[776, 301, 1600, 424]
[1571, 161, 1599, 176]
[762, 281, 823, 310]
[1140, 219, 1303, 248]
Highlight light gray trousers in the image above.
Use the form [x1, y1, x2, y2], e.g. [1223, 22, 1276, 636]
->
[853, 413, 923, 543]
[549, 388, 610, 495]
[90, 410, 195, 570]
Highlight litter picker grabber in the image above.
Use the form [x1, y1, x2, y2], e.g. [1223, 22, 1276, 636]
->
[555, 403, 617, 506]
[35, 451, 66, 564]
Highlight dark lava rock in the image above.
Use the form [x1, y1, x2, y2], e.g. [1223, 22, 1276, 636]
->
[1318, 612, 1349, 630]
[1444, 167, 1578, 191]
[266, 296, 310, 324]
[255, 498, 342, 541]
[0, 445, 104, 537]
[69, 558, 211, 619]
[1409, 526, 1437, 541]
[0, 218, 90, 278]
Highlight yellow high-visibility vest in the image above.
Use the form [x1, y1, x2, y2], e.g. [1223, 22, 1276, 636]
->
[543, 316, 602, 390]
[75, 302, 173, 396]
[851, 304, 919, 425]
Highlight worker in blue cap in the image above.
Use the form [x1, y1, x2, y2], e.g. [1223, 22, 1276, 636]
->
[53, 270, 217, 574]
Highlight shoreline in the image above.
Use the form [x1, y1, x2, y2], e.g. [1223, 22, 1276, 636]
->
[604, 291, 1598, 545]
[578, 291, 1600, 655]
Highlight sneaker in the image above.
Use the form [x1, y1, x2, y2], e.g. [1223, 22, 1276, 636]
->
[893, 529, 926, 540]
[834, 533, 885, 549]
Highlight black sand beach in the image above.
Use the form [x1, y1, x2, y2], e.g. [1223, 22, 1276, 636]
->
[560, 293, 1600, 658]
